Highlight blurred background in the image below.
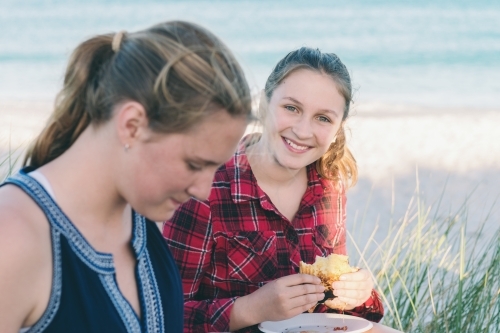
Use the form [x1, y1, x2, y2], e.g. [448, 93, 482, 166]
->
[1, 0, 499, 105]
[1, 0, 499, 243]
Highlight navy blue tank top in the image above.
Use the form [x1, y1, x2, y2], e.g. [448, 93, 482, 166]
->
[2, 169, 183, 333]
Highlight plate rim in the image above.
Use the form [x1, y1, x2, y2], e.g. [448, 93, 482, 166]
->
[258, 313, 373, 333]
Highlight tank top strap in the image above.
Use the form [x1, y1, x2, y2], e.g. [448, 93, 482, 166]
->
[2, 170, 65, 333]
[4, 169, 116, 273]
[2, 168, 167, 333]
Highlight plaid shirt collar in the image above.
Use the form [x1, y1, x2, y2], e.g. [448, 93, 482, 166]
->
[225, 134, 331, 209]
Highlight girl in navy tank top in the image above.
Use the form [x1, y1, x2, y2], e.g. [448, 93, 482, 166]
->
[0, 20, 252, 333]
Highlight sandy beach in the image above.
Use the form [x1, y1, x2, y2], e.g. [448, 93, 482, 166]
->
[1, 100, 499, 245]
[346, 103, 500, 245]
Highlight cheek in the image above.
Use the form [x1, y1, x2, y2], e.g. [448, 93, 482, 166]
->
[317, 125, 339, 146]
[266, 107, 289, 131]
[130, 148, 177, 199]
[269, 119, 294, 142]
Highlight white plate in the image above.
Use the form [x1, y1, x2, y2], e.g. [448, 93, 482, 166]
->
[258, 313, 373, 333]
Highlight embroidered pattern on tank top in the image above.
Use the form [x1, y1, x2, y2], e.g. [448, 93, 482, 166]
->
[6, 172, 165, 333]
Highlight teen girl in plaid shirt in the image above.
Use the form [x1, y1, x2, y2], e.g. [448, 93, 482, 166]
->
[163, 47, 384, 332]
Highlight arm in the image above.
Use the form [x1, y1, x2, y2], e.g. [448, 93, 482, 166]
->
[163, 199, 326, 332]
[0, 186, 52, 332]
[229, 274, 325, 331]
[316, 183, 384, 322]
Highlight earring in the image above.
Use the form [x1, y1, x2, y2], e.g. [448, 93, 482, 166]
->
[124, 144, 130, 152]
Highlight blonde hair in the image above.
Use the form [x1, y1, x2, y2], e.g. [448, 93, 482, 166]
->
[263, 47, 357, 187]
[24, 21, 251, 168]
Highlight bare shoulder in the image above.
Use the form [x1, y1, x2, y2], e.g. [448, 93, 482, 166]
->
[0, 183, 49, 242]
[0, 184, 53, 330]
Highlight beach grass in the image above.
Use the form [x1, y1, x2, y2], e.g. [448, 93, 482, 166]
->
[1, 148, 498, 332]
[0, 147, 21, 182]
[350, 176, 500, 332]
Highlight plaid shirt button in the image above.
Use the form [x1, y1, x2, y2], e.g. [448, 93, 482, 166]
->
[286, 229, 299, 244]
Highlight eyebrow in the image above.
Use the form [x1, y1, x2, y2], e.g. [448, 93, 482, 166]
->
[283, 96, 341, 118]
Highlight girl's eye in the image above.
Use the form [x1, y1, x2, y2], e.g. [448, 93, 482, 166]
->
[188, 163, 203, 171]
[285, 105, 297, 112]
[317, 116, 331, 123]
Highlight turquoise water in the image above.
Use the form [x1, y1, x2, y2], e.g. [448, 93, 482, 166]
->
[1, 0, 499, 108]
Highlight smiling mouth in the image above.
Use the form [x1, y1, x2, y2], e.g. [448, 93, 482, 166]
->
[282, 137, 311, 151]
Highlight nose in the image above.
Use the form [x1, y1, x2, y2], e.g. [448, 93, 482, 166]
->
[291, 116, 313, 140]
[187, 169, 215, 201]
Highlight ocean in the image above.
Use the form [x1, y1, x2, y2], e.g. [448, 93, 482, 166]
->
[0, 0, 499, 108]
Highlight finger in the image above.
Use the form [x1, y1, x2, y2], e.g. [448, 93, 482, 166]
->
[332, 279, 372, 291]
[281, 273, 322, 287]
[288, 291, 325, 309]
[333, 288, 371, 301]
[338, 268, 370, 282]
[324, 298, 354, 311]
[336, 296, 362, 309]
[291, 300, 322, 316]
[283, 282, 325, 300]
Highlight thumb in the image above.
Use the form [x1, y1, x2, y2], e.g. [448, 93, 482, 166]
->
[324, 298, 347, 311]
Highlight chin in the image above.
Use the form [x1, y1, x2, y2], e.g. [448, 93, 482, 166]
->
[140, 208, 175, 223]
[163, 210, 175, 221]
[275, 155, 311, 170]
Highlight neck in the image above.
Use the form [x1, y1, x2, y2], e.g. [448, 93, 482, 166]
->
[37, 125, 129, 243]
[247, 134, 306, 186]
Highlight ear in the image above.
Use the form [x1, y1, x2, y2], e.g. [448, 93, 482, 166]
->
[114, 101, 150, 148]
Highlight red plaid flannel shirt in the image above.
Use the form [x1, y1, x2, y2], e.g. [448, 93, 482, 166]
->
[163, 135, 384, 333]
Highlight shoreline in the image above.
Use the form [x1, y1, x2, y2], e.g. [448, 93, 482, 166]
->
[2, 98, 499, 246]
[2, 99, 500, 175]
[351, 102, 500, 117]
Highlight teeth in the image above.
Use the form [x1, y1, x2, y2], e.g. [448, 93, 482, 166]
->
[285, 138, 308, 150]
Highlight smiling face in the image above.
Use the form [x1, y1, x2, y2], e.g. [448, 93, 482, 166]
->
[261, 68, 346, 171]
[121, 109, 247, 221]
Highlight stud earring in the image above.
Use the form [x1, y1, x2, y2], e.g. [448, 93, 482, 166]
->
[124, 144, 130, 152]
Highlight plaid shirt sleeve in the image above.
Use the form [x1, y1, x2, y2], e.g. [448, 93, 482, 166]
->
[163, 198, 236, 332]
[163, 140, 383, 331]
[312, 184, 384, 322]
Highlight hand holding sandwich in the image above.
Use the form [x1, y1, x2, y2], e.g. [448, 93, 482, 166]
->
[229, 274, 325, 330]
[300, 254, 374, 311]
[327, 268, 374, 310]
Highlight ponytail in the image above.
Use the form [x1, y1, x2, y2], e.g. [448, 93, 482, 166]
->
[24, 34, 114, 168]
[315, 125, 357, 188]
[24, 21, 251, 169]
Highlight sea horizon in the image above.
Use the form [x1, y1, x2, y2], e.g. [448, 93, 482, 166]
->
[1, 0, 499, 109]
